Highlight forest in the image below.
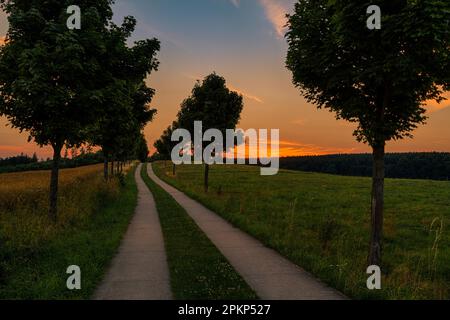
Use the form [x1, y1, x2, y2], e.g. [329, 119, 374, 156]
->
[279, 153, 450, 180]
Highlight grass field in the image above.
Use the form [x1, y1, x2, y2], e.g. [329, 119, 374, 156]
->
[0, 164, 138, 299]
[153, 162, 450, 300]
[141, 164, 257, 299]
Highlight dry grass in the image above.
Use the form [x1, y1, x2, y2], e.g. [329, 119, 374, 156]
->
[0, 164, 121, 250]
[0, 163, 138, 299]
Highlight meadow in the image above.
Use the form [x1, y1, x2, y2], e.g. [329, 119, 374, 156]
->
[153, 162, 450, 300]
[0, 164, 138, 299]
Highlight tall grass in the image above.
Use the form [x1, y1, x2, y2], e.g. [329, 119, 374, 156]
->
[153, 162, 450, 300]
[0, 164, 138, 299]
[1, 165, 115, 249]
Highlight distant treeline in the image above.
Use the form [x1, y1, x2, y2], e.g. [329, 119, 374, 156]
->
[0, 152, 103, 174]
[279, 153, 450, 180]
[0, 153, 38, 167]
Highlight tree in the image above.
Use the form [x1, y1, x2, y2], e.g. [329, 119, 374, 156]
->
[136, 133, 150, 163]
[88, 16, 159, 180]
[286, 0, 450, 266]
[177, 73, 244, 192]
[0, 0, 114, 221]
[154, 121, 178, 175]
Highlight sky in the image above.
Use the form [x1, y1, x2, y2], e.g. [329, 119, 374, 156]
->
[1, 0, 450, 159]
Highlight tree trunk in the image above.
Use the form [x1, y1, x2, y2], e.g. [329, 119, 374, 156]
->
[368, 144, 385, 266]
[172, 163, 176, 176]
[49, 144, 62, 222]
[110, 160, 114, 178]
[116, 161, 120, 174]
[103, 157, 108, 181]
[204, 163, 209, 193]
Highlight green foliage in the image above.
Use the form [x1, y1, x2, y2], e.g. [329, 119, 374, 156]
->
[0, 0, 114, 149]
[177, 73, 244, 148]
[88, 15, 159, 162]
[0, 151, 104, 174]
[0, 153, 39, 167]
[0, 164, 138, 299]
[286, 0, 450, 146]
[136, 133, 149, 163]
[154, 121, 179, 160]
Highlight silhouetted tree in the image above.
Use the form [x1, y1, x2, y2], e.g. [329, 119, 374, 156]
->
[136, 133, 150, 163]
[177, 73, 244, 192]
[87, 16, 159, 180]
[286, 0, 450, 265]
[154, 121, 179, 175]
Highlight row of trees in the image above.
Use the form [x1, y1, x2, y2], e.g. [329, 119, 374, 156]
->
[0, 153, 38, 167]
[152, 0, 450, 269]
[0, 0, 158, 221]
[154, 73, 244, 192]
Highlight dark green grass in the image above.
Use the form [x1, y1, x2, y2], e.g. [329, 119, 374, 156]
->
[0, 166, 138, 299]
[153, 162, 450, 300]
[141, 163, 257, 300]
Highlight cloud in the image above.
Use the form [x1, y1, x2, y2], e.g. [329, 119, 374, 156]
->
[276, 140, 356, 156]
[291, 119, 306, 126]
[183, 73, 264, 104]
[230, 0, 240, 8]
[225, 139, 356, 158]
[258, 0, 292, 38]
[228, 84, 264, 104]
[229, 0, 294, 38]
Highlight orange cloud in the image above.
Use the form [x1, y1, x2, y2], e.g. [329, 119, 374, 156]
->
[182, 73, 264, 103]
[225, 139, 355, 158]
[227, 84, 264, 104]
[258, 0, 290, 38]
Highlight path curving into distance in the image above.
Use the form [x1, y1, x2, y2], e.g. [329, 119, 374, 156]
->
[94, 164, 172, 300]
[147, 163, 346, 300]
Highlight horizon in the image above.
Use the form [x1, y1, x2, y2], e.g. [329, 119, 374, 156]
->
[1, 0, 450, 159]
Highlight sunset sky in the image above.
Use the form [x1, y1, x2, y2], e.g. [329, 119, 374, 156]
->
[1, 0, 449, 159]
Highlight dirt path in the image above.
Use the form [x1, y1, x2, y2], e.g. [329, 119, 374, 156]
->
[94, 164, 172, 300]
[147, 163, 346, 300]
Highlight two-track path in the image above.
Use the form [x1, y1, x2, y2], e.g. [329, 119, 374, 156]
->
[146, 164, 346, 300]
[94, 164, 172, 300]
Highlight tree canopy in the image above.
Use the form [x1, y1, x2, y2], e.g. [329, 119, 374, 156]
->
[286, 0, 450, 266]
[286, 0, 449, 147]
[0, 0, 160, 219]
[176, 73, 244, 191]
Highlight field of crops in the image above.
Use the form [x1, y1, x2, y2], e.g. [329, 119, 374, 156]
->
[0, 164, 113, 248]
[0, 164, 138, 299]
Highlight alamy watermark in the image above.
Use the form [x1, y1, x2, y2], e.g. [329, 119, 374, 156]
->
[367, 265, 381, 290]
[367, 5, 381, 30]
[66, 265, 81, 290]
[171, 121, 280, 176]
